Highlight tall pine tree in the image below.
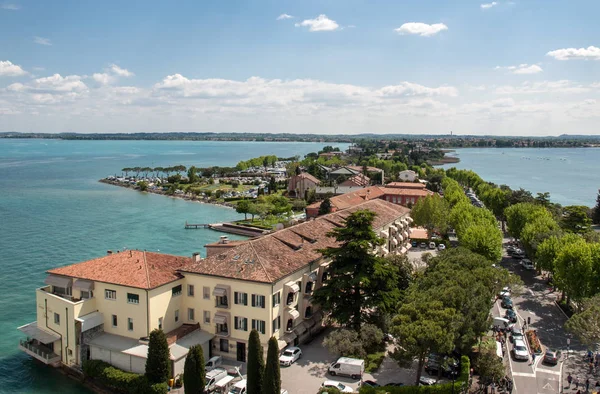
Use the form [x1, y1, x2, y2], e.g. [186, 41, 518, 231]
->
[145, 329, 170, 384]
[593, 189, 600, 225]
[263, 337, 281, 394]
[183, 345, 205, 394]
[312, 209, 400, 329]
[247, 330, 264, 394]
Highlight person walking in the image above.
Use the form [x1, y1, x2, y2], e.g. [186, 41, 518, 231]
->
[575, 376, 580, 389]
[568, 373, 573, 388]
[531, 351, 536, 365]
[585, 378, 590, 392]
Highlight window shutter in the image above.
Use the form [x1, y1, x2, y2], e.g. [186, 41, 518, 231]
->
[251, 294, 256, 307]
[234, 316, 238, 329]
[252, 319, 256, 330]
[234, 292, 238, 304]
[244, 293, 248, 305]
[261, 295, 265, 308]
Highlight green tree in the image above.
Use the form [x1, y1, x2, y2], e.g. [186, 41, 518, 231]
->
[565, 294, 600, 346]
[411, 194, 449, 236]
[263, 337, 281, 394]
[592, 189, 600, 224]
[247, 330, 264, 394]
[554, 240, 595, 304]
[505, 203, 551, 239]
[145, 329, 170, 384]
[460, 224, 503, 262]
[183, 345, 205, 394]
[312, 210, 400, 329]
[187, 166, 198, 184]
[520, 215, 560, 259]
[561, 205, 593, 234]
[359, 324, 384, 354]
[137, 181, 149, 191]
[318, 198, 332, 215]
[236, 200, 251, 220]
[323, 329, 365, 358]
[535, 192, 551, 207]
[391, 297, 456, 385]
[269, 176, 277, 194]
[476, 348, 505, 386]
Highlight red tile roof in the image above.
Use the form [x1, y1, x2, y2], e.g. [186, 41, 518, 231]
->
[386, 182, 426, 189]
[181, 199, 410, 283]
[381, 187, 433, 197]
[340, 174, 370, 187]
[47, 251, 191, 289]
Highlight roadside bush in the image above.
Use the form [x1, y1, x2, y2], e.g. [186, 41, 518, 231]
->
[318, 387, 341, 394]
[323, 329, 365, 358]
[365, 351, 385, 373]
[82, 359, 110, 378]
[82, 360, 168, 394]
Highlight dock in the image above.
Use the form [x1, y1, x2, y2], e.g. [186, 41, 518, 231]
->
[184, 222, 210, 229]
[185, 221, 268, 237]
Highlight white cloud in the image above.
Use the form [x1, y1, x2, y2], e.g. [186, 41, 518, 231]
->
[495, 80, 591, 94]
[377, 82, 458, 97]
[496, 64, 543, 74]
[546, 46, 600, 61]
[1, 3, 20, 10]
[7, 74, 87, 93]
[92, 73, 114, 86]
[109, 64, 134, 77]
[481, 2, 498, 9]
[0, 60, 27, 77]
[295, 15, 339, 32]
[33, 36, 52, 46]
[394, 22, 448, 37]
[276, 13, 293, 20]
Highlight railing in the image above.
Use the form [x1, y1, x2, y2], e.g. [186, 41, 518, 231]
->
[19, 340, 60, 362]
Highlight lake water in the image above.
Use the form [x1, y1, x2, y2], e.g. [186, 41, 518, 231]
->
[441, 147, 600, 207]
[0, 139, 348, 394]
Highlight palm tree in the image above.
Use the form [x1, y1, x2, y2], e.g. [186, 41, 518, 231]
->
[122, 167, 131, 177]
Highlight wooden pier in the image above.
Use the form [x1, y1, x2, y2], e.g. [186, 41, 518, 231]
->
[184, 221, 210, 229]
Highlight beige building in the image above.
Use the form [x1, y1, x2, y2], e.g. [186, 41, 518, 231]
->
[18, 198, 411, 376]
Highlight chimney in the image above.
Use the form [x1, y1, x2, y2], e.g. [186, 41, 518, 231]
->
[219, 236, 229, 244]
[192, 252, 201, 262]
[107, 250, 113, 255]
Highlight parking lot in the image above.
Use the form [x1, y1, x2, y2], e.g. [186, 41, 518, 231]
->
[407, 245, 438, 270]
[280, 328, 426, 394]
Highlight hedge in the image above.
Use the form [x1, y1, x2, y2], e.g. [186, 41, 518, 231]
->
[82, 360, 168, 394]
[359, 356, 470, 394]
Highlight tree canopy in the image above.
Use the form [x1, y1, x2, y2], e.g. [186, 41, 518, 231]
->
[410, 194, 449, 236]
[145, 329, 170, 384]
[183, 345, 205, 394]
[263, 337, 281, 394]
[247, 330, 265, 394]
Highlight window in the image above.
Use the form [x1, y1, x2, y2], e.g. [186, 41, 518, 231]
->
[188, 308, 195, 321]
[216, 295, 229, 308]
[53, 286, 72, 296]
[305, 282, 313, 294]
[234, 316, 248, 331]
[53, 312, 60, 325]
[217, 322, 229, 335]
[251, 294, 265, 308]
[220, 339, 229, 353]
[175, 309, 179, 323]
[305, 306, 313, 318]
[158, 317, 163, 330]
[172, 285, 182, 297]
[105, 289, 116, 300]
[286, 319, 293, 332]
[187, 285, 195, 297]
[234, 292, 248, 305]
[286, 292, 295, 306]
[272, 292, 281, 306]
[203, 311, 210, 324]
[203, 286, 210, 299]
[112, 314, 118, 327]
[127, 293, 139, 304]
[272, 316, 281, 332]
[128, 318, 133, 331]
[252, 319, 266, 334]
[80, 290, 91, 299]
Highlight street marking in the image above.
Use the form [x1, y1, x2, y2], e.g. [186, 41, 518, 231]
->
[536, 368, 561, 376]
[512, 372, 536, 377]
[542, 382, 556, 391]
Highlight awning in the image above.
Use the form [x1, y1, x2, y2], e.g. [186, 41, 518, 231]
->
[403, 231, 409, 239]
[278, 340, 288, 350]
[401, 219, 409, 227]
[75, 311, 104, 332]
[407, 217, 414, 223]
[307, 272, 317, 282]
[214, 313, 228, 325]
[391, 238, 398, 246]
[44, 275, 72, 288]
[379, 231, 389, 238]
[286, 282, 300, 293]
[406, 243, 412, 250]
[278, 332, 298, 350]
[73, 279, 94, 291]
[18, 322, 60, 344]
[212, 286, 227, 297]
[400, 247, 407, 254]
[396, 235, 404, 242]
[381, 247, 389, 255]
[293, 322, 308, 336]
[288, 309, 300, 320]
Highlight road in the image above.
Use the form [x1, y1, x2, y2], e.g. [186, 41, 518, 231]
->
[496, 241, 583, 394]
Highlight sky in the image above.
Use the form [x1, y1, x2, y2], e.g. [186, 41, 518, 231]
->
[1, 0, 599, 136]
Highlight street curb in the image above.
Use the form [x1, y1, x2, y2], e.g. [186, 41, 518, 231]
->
[553, 300, 571, 320]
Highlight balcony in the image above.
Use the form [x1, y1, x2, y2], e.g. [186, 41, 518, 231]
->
[19, 339, 60, 365]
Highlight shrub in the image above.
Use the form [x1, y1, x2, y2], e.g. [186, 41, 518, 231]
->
[82, 359, 168, 394]
[526, 330, 542, 353]
[360, 324, 385, 353]
[323, 329, 365, 358]
[318, 387, 342, 394]
[82, 359, 111, 378]
[365, 351, 386, 373]
[145, 329, 170, 384]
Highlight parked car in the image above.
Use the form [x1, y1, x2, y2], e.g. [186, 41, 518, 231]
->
[279, 347, 302, 366]
[419, 377, 437, 386]
[429, 241, 436, 249]
[425, 354, 459, 378]
[505, 309, 517, 323]
[228, 379, 247, 394]
[493, 317, 512, 331]
[499, 286, 511, 298]
[543, 349, 559, 365]
[501, 296, 514, 309]
[513, 250, 526, 259]
[205, 356, 223, 371]
[386, 382, 405, 386]
[420, 242, 427, 248]
[438, 244, 446, 251]
[522, 259, 535, 270]
[509, 326, 523, 342]
[507, 245, 516, 254]
[206, 368, 229, 392]
[321, 380, 354, 393]
[411, 241, 418, 247]
[512, 339, 529, 361]
[360, 380, 380, 387]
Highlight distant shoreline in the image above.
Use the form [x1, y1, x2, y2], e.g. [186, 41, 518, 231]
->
[99, 178, 237, 210]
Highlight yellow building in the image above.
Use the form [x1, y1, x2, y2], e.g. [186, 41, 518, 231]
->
[18, 198, 411, 375]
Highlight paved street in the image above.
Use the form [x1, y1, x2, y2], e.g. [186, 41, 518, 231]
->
[497, 239, 596, 394]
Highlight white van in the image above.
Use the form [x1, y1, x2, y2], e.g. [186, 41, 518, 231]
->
[206, 368, 229, 390]
[493, 317, 513, 330]
[206, 356, 223, 371]
[328, 357, 364, 379]
[228, 379, 247, 394]
[213, 375, 235, 394]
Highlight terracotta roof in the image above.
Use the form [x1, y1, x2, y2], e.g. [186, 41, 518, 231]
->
[381, 187, 433, 197]
[181, 199, 410, 284]
[47, 251, 191, 289]
[204, 240, 247, 248]
[386, 182, 425, 189]
[410, 228, 429, 239]
[340, 174, 370, 187]
[346, 165, 383, 173]
[329, 186, 385, 210]
[293, 173, 321, 184]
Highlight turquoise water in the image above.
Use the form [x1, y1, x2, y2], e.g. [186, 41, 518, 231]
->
[0, 139, 348, 394]
[441, 147, 600, 207]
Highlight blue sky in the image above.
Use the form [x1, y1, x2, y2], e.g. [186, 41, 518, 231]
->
[1, 0, 599, 135]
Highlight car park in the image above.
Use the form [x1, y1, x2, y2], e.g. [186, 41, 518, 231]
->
[505, 309, 517, 323]
[411, 241, 418, 247]
[512, 339, 529, 361]
[543, 349, 559, 365]
[360, 380, 380, 387]
[321, 380, 354, 393]
[501, 296, 513, 309]
[279, 347, 302, 366]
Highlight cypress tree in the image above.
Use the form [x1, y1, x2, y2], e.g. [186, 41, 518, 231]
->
[145, 329, 170, 384]
[593, 189, 600, 225]
[184, 345, 206, 394]
[247, 330, 264, 394]
[263, 337, 281, 394]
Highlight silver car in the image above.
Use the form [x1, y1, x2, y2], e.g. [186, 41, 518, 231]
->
[512, 339, 529, 361]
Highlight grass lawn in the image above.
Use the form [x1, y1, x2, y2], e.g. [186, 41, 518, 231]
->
[365, 351, 386, 373]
